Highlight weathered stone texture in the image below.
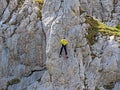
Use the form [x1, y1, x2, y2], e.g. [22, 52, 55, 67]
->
[0, 0, 46, 90]
[0, 0, 120, 90]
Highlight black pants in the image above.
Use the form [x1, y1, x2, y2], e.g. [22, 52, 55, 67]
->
[59, 45, 67, 55]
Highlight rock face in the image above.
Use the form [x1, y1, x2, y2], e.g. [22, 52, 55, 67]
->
[0, 0, 46, 90]
[34, 0, 120, 90]
[0, 0, 120, 90]
[79, 0, 120, 26]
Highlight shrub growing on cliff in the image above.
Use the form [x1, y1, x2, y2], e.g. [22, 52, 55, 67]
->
[7, 78, 20, 87]
[85, 15, 120, 45]
[33, 0, 44, 19]
[34, 0, 44, 4]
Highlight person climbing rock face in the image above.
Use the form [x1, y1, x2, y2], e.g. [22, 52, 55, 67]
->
[59, 37, 69, 58]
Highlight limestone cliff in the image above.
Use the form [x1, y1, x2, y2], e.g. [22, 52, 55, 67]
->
[0, 0, 120, 90]
[0, 0, 46, 90]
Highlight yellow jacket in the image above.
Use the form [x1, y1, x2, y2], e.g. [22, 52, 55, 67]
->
[61, 39, 69, 45]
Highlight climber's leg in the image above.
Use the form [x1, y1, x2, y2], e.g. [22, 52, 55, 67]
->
[59, 45, 64, 57]
[63, 45, 67, 55]
[63, 45, 68, 58]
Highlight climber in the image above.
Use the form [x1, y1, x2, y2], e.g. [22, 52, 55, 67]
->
[59, 37, 69, 58]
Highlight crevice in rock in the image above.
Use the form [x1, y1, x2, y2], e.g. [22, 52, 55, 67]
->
[1, 30, 6, 43]
[99, 0, 105, 22]
[6, 0, 10, 5]
[79, 7, 86, 15]
[3, 0, 25, 24]
[111, 0, 118, 20]
[58, 0, 63, 10]
[78, 59, 81, 83]
[9, 30, 16, 38]
[24, 68, 47, 77]
[99, 0, 105, 13]
[84, 73, 88, 90]
[112, 0, 118, 13]
[41, 21, 46, 65]
[0, 0, 8, 20]
[49, 73, 52, 82]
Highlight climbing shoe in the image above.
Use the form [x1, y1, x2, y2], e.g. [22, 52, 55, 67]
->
[59, 55, 62, 58]
[66, 56, 68, 58]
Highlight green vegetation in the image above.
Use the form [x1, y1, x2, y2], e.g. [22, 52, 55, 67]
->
[7, 78, 20, 87]
[116, 24, 120, 30]
[103, 84, 114, 89]
[34, 0, 44, 3]
[33, 0, 44, 19]
[103, 82, 115, 89]
[91, 53, 97, 60]
[19, 0, 25, 6]
[95, 86, 100, 90]
[85, 15, 120, 45]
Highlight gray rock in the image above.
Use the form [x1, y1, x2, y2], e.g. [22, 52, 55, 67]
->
[0, 0, 120, 90]
[0, 0, 46, 90]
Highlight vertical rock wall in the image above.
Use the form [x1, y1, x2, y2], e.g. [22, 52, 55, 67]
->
[79, 0, 120, 26]
[30, 0, 120, 90]
[0, 0, 120, 90]
[0, 0, 46, 90]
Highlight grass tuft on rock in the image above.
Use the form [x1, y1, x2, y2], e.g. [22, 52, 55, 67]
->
[85, 15, 120, 45]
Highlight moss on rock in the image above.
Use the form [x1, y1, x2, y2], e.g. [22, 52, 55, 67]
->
[7, 78, 20, 87]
